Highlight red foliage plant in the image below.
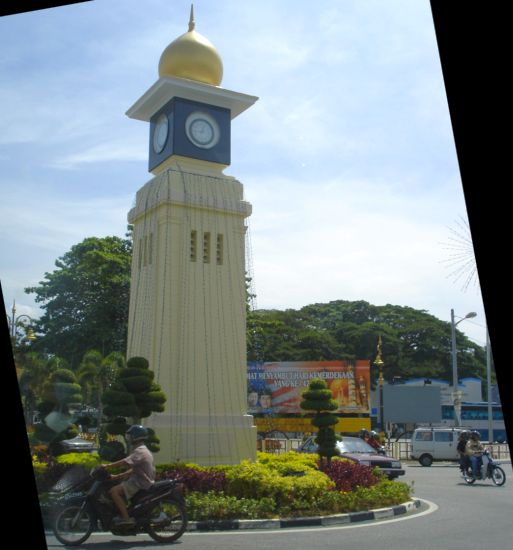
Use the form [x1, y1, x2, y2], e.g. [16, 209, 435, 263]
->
[160, 467, 226, 493]
[323, 459, 380, 492]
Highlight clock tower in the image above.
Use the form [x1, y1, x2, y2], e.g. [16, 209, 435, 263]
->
[125, 7, 258, 465]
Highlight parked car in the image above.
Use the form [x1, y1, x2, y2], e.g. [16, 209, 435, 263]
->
[298, 435, 405, 479]
[58, 435, 97, 453]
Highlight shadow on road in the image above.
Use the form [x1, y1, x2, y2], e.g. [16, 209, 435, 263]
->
[45, 536, 185, 549]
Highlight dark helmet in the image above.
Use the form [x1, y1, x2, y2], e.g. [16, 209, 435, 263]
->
[470, 430, 481, 440]
[459, 430, 471, 440]
[126, 424, 149, 442]
[359, 428, 369, 437]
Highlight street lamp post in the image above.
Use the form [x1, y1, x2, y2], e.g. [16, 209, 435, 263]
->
[374, 335, 385, 433]
[7, 300, 37, 425]
[486, 328, 493, 442]
[450, 309, 477, 426]
[7, 300, 36, 348]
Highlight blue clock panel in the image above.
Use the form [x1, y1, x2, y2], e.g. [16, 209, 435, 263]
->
[149, 97, 231, 171]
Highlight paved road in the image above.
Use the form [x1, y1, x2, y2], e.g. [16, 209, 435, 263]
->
[44, 461, 513, 549]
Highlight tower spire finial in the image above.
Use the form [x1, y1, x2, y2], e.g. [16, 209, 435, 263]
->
[188, 4, 195, 31]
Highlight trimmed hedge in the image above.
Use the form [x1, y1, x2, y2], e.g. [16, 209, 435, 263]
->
[187, 492, 276, 520]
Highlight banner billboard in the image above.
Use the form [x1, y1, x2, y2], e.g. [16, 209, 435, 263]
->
[247, 361, 370, 415]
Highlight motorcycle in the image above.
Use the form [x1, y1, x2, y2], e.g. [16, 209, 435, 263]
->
[461, 449, 506, 486]
[51, 465, 187, 546]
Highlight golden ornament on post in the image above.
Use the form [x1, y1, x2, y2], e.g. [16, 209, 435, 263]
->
[373, 335, 385, 433]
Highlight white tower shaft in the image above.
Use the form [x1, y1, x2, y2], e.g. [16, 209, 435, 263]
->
[127, 160, 256, 464]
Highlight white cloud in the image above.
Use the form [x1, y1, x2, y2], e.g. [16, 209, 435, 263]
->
[244, 170, 484, 339]
[50, 140, 147, 170]
[0, 191, 131, 252]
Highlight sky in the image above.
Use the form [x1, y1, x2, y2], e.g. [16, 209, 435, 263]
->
[0, 0, 487, 348]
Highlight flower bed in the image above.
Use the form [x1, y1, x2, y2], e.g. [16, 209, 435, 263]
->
[33, 451, 412, 521]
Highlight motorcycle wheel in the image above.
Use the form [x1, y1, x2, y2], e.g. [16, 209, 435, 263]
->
[463, 469, 476, 484]
[491, 466, 506, 486]
[145, 497, 187, 542]
[53, 504, 93, 546]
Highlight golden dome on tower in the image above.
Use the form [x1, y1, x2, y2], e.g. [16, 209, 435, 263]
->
[158, 5, 223, 86]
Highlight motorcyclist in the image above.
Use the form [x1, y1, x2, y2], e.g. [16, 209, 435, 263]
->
[465, 430, 485, 478]
[101, 425, 155, 526]
[457, 430, 471, 473]
[359, 428, 370, 442]
[366, 430, 383, 451]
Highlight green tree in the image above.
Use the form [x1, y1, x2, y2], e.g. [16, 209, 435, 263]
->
[25, 235, 132, 368]
[247, 313, 299, 361]
[300, 378, 340, 470]
[251, 300, 486, 390]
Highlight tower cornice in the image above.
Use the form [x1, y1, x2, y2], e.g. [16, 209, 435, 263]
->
[126, 75, 258, 122]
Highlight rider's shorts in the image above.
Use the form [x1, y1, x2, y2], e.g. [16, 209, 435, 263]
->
[121, 479, 141, 501]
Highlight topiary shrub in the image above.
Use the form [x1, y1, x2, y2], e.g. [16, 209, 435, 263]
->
[126, 356, 150, 370]
[99, 440, 126, 462]
[101, 417, 129, 439]
[300, 378, 340, 470]
[145, 427, 160, 454]
[101, 356, 166, 451]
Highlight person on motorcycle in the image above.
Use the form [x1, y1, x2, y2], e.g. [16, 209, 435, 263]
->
[101, 424, 155, 527]
[465, 430, 485, 478]
[457, 430, 471, 473]
[359, 428, 370, 441]
[366, 430, 382, 450]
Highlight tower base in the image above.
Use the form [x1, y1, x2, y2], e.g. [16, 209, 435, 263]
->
[150, 413, 257, 466]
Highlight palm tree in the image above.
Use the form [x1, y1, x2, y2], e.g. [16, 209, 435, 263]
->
[18, 352, 58, 424]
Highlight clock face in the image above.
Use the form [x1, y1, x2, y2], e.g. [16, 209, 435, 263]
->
[153, 113, 169, 154]
[185, 112, 220, 149]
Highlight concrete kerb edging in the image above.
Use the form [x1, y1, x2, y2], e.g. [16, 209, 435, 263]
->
[187, 499, 421, 532]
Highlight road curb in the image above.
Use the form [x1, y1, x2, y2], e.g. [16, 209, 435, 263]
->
[187, 499, 422, 531]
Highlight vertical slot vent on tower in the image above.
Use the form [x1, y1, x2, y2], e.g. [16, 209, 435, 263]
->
[138, 238, 143, 270]
[143, 235, 148, 266]
[148, 232, 153, 265]
[190, 230, 197, 262]
[216, 234, 224, 265]
[203, 232, 211, 263]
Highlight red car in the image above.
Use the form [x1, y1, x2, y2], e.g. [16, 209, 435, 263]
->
[298, 435, 405, 479]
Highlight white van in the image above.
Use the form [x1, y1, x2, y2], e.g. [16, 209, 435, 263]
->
[411, 427, 471, 466]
